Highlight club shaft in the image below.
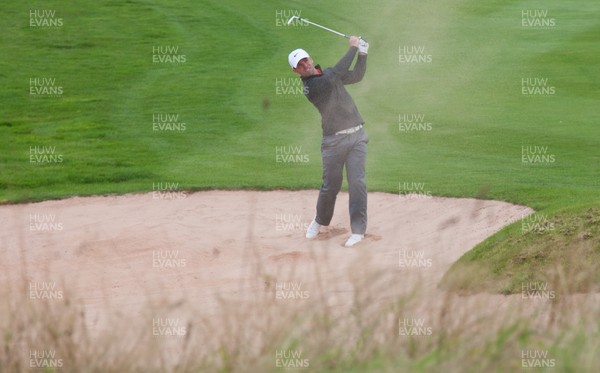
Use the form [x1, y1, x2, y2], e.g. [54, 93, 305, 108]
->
[294, 17, 367, 42]
[297, 17, 348, 38]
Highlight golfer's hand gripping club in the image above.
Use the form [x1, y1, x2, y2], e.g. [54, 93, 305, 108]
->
[348, 36, 369, 54]
[358, 38, 369, 54]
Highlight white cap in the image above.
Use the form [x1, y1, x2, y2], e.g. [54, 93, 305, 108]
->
[288, 48, 310, 68]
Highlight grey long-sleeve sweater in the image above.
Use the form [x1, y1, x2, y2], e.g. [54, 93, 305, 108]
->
[301, 46, 367, 136]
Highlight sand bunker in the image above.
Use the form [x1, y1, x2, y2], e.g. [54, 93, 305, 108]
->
[0, 190, 533, 330]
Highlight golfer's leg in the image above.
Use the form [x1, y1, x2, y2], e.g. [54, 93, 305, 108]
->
[316, 138, 345, 226]
[346, 131, 368, 234]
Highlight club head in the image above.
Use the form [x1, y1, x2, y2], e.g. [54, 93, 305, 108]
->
[287, 15, 299, 25]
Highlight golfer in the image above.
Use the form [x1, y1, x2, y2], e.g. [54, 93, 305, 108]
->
[288, 36, 369, 247]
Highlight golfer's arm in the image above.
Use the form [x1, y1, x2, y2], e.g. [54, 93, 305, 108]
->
[341, 54, 367, 84]
[332, 46, 359, 75]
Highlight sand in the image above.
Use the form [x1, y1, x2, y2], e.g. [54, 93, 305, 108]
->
[0, 190, 533, 332]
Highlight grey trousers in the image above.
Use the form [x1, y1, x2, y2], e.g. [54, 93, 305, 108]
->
[315, 128, 368, 234]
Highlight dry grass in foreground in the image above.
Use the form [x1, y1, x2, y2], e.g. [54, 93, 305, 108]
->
[1, 258, 599, 373]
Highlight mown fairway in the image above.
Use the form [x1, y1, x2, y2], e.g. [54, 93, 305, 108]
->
[1, 0, 597, 207]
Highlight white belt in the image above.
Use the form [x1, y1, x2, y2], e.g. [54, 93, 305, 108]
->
[335, 124, 363, 135]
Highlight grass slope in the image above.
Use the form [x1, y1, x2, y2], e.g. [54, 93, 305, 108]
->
[441, 204, 600, 294]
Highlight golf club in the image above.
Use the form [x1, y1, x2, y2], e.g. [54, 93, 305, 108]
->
[287, 16, 367, 42]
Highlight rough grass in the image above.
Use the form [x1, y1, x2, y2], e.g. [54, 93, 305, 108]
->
[2, 261, 599, 372]
[441, 204, 600, 294]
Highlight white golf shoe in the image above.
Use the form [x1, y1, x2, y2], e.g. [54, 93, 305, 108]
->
[344, 234, 364, 247]
[305, 219, 321, 239]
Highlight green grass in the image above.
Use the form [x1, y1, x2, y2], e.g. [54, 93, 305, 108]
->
[1, 2, 598, 285]
[441, 204, 600, 295]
